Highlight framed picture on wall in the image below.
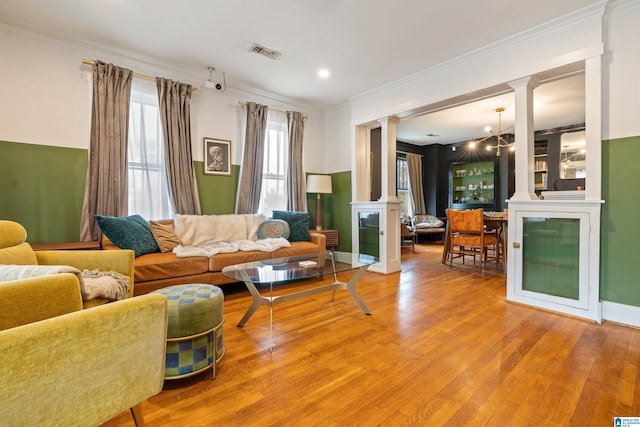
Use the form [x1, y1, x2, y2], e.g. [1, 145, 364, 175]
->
[204, 138, 231, 175]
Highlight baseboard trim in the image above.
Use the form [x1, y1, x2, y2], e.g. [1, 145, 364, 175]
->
[601, 301, 640, 328]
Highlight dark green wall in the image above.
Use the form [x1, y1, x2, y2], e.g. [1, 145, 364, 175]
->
[194, 161, 240, 214]
[600, 135, 640, 306]
[0, 142, 241, 244]
[306, 171, 352, 252]
[0, 141, 88, 244]
[8, 136, 637, 310]
[0, 141, 352, 250]
[331, 171, 352, 252]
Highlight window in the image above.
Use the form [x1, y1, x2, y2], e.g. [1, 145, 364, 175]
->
[257, 110, 289, 216]
[127, 78, 174, 220]
[397, 155, 413, 219]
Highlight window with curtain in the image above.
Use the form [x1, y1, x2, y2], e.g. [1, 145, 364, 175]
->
[127, 78, 174, 220]
[257, 110, 289, 216]
[397, 155, 414, 219]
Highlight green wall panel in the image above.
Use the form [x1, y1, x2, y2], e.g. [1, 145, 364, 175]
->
[4, 134, 638, 310]
[601, 136, 640, 307]
[306, 171, 352, 252]
[195, 161, 239, 215]
[332, 171, 352, 252]
[0, 140, 87, 244]
[522, 218, 580, 300]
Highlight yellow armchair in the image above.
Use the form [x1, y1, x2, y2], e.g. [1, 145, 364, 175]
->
[0, 220, 135, 308]
[0, 287, 168, 426]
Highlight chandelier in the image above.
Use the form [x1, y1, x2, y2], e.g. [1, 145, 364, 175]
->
[468, 107, 515, 157]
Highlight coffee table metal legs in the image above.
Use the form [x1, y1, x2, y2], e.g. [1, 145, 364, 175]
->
[236, 279, 267, 327]
[236, 264, 372, 329]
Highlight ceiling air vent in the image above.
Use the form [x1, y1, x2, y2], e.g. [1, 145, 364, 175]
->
[249, 43, 282, 60]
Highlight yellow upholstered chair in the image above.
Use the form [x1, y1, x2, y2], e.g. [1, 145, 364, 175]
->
[0, 220, 135, 309]
[0, 285, 168, 426]
[446, 208, 499, 276]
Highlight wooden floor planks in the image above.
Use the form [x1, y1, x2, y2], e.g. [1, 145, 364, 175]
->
[102, 244, 640, 426]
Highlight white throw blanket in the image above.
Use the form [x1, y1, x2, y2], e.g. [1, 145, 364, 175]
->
[173, 237, 291, 258]
[174, 213, 266, 247]
[0, 265, 130, 301]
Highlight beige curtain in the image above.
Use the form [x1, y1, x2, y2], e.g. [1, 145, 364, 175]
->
[235, 102, 268, 214]
[156, 78, 201, 215]
[286, 111, 305, 211]
[79, 61, 133, 241]
[407, 153, 427, 215]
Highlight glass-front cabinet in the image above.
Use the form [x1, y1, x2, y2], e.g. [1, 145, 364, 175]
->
[450, 160, 496, 210]
[357, 211, 380, 258]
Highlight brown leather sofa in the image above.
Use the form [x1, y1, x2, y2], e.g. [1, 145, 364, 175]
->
[102, 219, 326, 295]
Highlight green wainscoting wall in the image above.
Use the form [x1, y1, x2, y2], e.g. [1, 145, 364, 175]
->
[601, 135, 640, 307]
[306, 171, 352, 252]
[194, 161, 240, 215]
[0, 143, 242, 244]
[331, 171, 352, 252]
[0, 140, 87, 244]
[4, 134, 640, 310]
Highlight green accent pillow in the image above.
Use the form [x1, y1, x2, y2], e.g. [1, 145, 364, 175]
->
[272, 211, 311, 242]
[95, 214, 160, 257]
[257, 219, 290, 240]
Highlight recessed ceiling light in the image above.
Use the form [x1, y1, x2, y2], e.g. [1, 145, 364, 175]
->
[318, 69, 330, 79]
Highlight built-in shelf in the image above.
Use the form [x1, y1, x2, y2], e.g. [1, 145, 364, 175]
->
[534, 142, 548, 193]
[450, 160, 495, 208]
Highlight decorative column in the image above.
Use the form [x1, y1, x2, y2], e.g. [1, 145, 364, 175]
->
[352, 125, 371, 202]
[508, 76, 539, 201]
[377, 117, 400, 202]
[350, 117, 401, 274]
[584, 54, 602, 201]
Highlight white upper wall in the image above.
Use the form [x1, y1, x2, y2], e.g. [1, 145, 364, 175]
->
[348, 1, 606, 126]
[2, 0, 638, 178]
[602, 0, 640, 140]
[323, 104, 352, 174]
[0, 23, 327, 172]
[0, 24, 92, 149]
[321, 0, 640, 175]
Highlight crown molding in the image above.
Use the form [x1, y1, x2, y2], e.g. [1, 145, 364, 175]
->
[1, 17, 200, 81]
[605, 0, 640, 16]
[349, 0, 608, 105]
[0, 17, 322, 115]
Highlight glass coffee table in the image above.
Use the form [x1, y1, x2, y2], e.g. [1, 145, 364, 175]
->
[222, 251, 377, 350]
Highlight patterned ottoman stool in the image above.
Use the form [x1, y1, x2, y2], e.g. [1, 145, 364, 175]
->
[151, 284, 225, 380]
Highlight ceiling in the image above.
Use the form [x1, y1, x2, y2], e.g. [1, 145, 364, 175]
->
[0, 0, 596, 144]
[398, 71, 586, 146]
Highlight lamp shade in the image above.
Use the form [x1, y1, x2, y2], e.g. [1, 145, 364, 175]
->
[306, 175, 332, 194]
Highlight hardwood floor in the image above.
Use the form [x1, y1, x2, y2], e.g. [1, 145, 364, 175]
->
[103, 244, 640, 426]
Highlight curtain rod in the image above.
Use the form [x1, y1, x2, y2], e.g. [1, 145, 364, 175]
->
[238, 101, 307, 120]
[397, 150, 423, 157]
[81, 59, 198, 91]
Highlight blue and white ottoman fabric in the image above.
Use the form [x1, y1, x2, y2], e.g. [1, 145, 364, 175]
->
[151, 284, 225, 379]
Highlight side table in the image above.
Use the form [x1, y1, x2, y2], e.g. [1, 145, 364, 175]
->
[312, 229, 338, 251]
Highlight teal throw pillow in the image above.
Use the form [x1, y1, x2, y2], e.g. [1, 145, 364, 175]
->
[95, 214, 160, 257]
[272, 211, 311, 242]
[257, 219, 290, 240]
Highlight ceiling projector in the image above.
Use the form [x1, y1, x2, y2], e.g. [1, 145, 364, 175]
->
[203, 66, 226, 92]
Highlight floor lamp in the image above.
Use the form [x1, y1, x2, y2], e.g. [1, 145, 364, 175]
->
[307, 175, 332, 230]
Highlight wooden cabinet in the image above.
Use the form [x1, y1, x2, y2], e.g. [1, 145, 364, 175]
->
[313, 229, 339, 251]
